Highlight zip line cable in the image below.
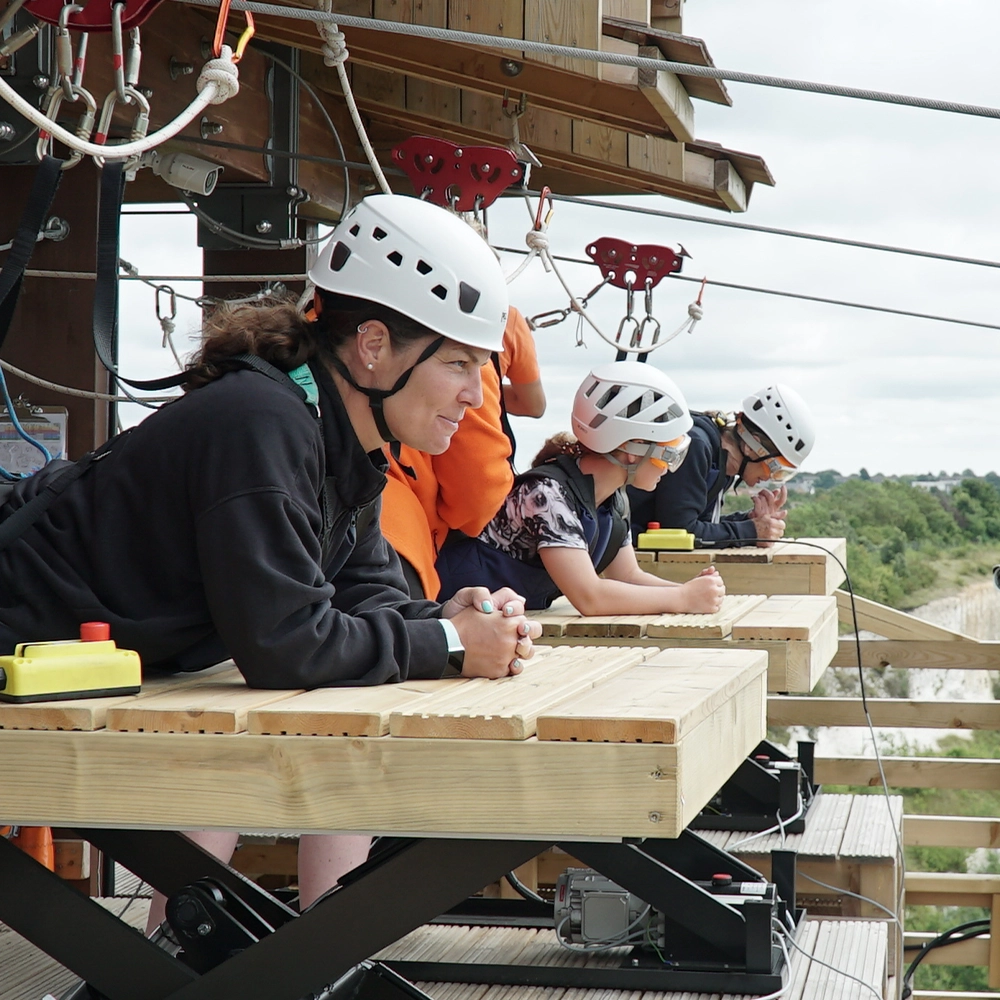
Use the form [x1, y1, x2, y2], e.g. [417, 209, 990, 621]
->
[520, 191, 1000, 274]
[494, 245, 1000, 333]
[174, 0, 1000, 122]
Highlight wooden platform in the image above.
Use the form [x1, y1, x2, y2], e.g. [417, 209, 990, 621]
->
[529, 594, 838, 693]
[638, 536, 847, 596]
[374, 917, 890, 1000]
[1, 897, 891, 1000]
[0, 646, 767, 840]
[699, 792, 904, 970]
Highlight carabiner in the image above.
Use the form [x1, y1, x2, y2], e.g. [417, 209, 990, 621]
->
[616, 314, 642, 347]
[56, 4, 84, 101]
[155, 285, 177, 323]
[94, 85, 149, 161]
[36, 83, 97, 170]
[638, 315, 662, 346]
[527, 308, 570, 330]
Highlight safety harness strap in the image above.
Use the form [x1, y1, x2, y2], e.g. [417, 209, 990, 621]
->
[0, 156, 64, 356]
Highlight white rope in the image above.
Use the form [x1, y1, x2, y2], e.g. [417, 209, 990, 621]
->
[174, 0, 1000, 122]
[315, 2, 391, 195]
[0, 359, 178, 403]
[0, 47, 239, 161]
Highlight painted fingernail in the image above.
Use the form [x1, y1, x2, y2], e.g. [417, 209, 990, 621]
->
[504, 604, 515, 616]
[511, 659, 523, 671]
[481, 601, 493, 613]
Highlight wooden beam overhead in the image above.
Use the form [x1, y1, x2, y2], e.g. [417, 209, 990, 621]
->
[250, 15, 694, 139]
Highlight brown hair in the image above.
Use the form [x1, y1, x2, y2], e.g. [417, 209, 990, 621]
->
[183, 290, 437, 391]
[532, 432, 596, 467]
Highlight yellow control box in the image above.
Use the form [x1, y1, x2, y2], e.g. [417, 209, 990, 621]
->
[636, 527, 696, 551]
[0, 638, 141, 703]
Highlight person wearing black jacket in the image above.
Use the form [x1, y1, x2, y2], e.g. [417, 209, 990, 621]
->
[0, 194, 542, 936]
[628, 384, 816, 547]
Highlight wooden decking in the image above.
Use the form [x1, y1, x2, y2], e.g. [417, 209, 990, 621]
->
[528, 594, 838, 693]
[1, 899, 891, 1000]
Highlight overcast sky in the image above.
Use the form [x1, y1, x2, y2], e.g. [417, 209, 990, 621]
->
[119, 0, 1000, 478]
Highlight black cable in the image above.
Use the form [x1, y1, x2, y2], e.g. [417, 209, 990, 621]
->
[900, 919, 990, 998]
[501, 190, 1000, 275]
[495, 245, 1000, 334]
[503, 870, 546, 905]
[171, 133, 408, 177]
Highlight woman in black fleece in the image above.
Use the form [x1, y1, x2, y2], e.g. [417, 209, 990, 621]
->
[628, 384, 816, 547]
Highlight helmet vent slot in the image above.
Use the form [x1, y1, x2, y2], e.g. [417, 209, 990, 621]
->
[431, 284, 448, 300]
[589, 414, 607, 428]
[330, 241, 352, 272]
[458, 281, 481, 314]
[372, 227, 388, 241]
[349, 224, 360, 237]
[416, 259, 433, 275]
[387, 250, 403, 266]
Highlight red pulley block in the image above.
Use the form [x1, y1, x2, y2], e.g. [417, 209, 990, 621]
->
[585, 236, 688, 290]
[392, 136, 523, 213]
[23, 0, 167, 31]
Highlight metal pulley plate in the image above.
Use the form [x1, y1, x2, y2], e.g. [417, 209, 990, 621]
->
[23, 0, 166, 31]
[392, 135, 523, 212]
[585, 237, 688, 290]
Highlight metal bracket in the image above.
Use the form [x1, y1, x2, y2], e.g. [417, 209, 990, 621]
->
[689, 739, 819, 834]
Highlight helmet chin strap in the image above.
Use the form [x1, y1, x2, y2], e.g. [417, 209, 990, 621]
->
[606, 443, 655, 487]
[328, 336, 445, 444]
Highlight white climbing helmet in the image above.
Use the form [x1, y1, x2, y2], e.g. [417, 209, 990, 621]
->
[572, 362, 693, 466]
[739, 383, 816, 469]
[308, 194, 508, 352]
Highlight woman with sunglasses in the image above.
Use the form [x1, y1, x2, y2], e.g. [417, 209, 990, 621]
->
[435, 362, 726, 614]
[628, 384, 816, 547]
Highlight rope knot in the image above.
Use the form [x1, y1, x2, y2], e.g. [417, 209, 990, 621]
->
[687, 301, 704, 321]
[525, 229, 550, 253]
[197, 47, 240, 105]
[319, 24, 349, 67]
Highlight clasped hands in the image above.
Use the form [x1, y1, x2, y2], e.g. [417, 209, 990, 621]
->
[750, 484, 788, 545]
[441, 586, 542, 678]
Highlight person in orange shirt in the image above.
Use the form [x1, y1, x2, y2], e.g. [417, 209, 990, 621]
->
[381, 305, 545, 598]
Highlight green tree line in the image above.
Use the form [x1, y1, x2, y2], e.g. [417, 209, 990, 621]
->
[783, 476, 1000, 606]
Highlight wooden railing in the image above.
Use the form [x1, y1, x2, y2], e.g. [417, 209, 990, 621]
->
[786, 591, 1000, 993]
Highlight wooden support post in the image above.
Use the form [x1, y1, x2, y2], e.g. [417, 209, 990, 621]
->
[991, 893, 1000, 989]
[1, 166, 110, 457]
[637, 45, 694, 142]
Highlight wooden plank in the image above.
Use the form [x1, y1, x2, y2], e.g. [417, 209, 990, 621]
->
[626, 132, 685, 181]
[0, 728, 690, 838]
[832, 639, 1000, 670]
[714, 157, 747, 212]
[836, 590, 975, 641]
[406, 77, 463, 122]
[731, 595, 836, 641]
[768, 697, 1000, 730]
[105, 666, 302, 734]
[526, 597, 580, 637]
[904, 814, 1000, 849]
[841, 794, 903, 859]
[602, 15, 732, 106]
[350, 64, 406, 108]
[374, 0, 448, 25]
[906, 871, 1000, 907]
[0, 666, 222, 732]
[247, 677, 469, 736]
[772, 538, 846, 564]
[637, 44, 695, 142]
[816, 755, 1000, 791]
[448, 0, 523, 39]
[389, 646, 648, 739]
[605, 0, 649, 20]
[714, 547, 772, 563]
[644, 593, 768, 638]
[597, 34, 639, 86]
[571, 120, 629, 166]
[524, 0, 601, 77]
[536, 647, 767, 744]
[906, 933, 990, 967]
